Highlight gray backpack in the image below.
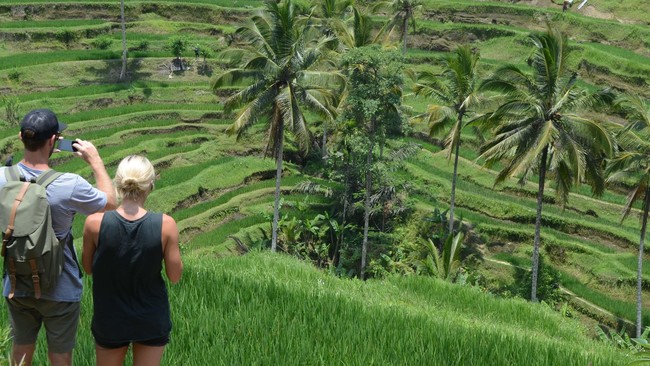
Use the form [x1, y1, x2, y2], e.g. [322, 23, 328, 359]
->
[0, 166, 63, 299]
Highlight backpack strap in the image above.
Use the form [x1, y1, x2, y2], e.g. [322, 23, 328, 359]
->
[4, 165, 20, 182]
[29, 259, 41, 299]
[7, 258, 16, 299]
[35, 169, 62, 187]
[1, 182, 31, 257]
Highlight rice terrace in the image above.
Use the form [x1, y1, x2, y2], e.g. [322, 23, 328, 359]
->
[1, 0, 650, 364]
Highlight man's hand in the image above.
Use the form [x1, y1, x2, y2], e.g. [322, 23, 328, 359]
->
[72, 139, 118, 211]
[72, 139, 103, 167]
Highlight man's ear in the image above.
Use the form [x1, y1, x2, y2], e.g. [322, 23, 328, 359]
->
[18, 132, 22, 140]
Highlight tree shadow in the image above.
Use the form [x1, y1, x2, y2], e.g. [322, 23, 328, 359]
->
[198, 62, 213, 77]
[80, 58, 151, 84]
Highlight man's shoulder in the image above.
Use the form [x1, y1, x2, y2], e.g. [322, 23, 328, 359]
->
[49, 171, 82, 188]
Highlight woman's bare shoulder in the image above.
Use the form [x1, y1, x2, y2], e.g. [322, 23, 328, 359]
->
[83, 212, 105, 238]
[85, 212, 105, 226]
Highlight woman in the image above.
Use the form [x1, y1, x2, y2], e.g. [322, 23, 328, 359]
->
[83, 155, 183, 366]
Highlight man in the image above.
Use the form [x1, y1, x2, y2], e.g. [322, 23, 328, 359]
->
[0, 109, 117, 365]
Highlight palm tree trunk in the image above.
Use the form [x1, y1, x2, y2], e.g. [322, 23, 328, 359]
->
[402, 18, 408, 55]
[336, 158, 350, 267]
[271, 121, 285, 252]
[449, 136, 461, 234]
[322, 122, 328, 163]
[119, 0, 127, 81]
[360, 139, 374, 279]
[531, 145, 549, 302]
[636, 186, 650, 337]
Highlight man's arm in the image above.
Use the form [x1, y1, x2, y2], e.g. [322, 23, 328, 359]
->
[73, 139, 117, 211]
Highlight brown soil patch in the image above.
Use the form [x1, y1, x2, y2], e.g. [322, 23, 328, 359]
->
[581, 5, 616, 20]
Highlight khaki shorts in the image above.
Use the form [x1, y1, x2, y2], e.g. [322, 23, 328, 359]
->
[5, 297, 80, 354]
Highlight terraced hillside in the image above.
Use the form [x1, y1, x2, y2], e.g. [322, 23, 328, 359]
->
[1, 0, 650, 356]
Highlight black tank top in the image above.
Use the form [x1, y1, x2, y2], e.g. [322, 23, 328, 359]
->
[91, 211, 171, 342]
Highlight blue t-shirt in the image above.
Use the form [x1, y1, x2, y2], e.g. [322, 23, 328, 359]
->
[0, 163, 107, 302]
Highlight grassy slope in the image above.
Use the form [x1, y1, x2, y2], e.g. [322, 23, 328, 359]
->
[0, 253, 625, 364]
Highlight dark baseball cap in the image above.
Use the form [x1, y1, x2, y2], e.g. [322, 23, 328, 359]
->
[20, 109, 67, 140]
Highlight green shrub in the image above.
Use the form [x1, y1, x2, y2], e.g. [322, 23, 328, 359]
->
[56, 29, 78, 48]
[7, 69, 21, 83]
[91, 36, 113, 50]
[513, 255, 563, 305]
[136, 40, 149, 51]
[168, 36, 187, 58]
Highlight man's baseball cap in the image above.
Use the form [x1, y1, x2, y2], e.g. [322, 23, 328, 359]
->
[20, 109, 67, 140]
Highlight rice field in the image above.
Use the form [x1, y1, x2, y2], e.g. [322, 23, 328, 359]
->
[0, 0, 649, 364]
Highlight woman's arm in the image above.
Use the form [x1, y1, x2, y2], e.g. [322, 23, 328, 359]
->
[162, 214, 183, 284]
[82, 213, 103, 275]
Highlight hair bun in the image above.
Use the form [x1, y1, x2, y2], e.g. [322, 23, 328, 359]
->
[122, 177, 140, 192]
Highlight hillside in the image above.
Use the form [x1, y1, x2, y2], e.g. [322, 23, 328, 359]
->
[6, 253, 628, 364]
[1, 0, 650, 363]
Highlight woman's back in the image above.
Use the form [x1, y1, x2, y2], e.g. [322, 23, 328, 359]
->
[92, 210, 170, 342]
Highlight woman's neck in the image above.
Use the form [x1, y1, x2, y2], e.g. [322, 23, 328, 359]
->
[117, 198, 147, 220]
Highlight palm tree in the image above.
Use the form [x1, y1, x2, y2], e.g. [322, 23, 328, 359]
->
[306, 0, 353, 161]
[373, 0, 421, 54]
[334, 7, 391, 51]
[478, 27, 614, 302]
[309, 0, 353, 38]
[411, 45, 482, 234]
[119, 0, 127, 81]
[213, 0, 341, 252]
[605, 94, 650, 338]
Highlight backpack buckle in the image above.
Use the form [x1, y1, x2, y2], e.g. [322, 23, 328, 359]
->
[29, 259, 41, 299]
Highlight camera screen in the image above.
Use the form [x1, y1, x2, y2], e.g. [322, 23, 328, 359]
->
[58, 139, 77, 152]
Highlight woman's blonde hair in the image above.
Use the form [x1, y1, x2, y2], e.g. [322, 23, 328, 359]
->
[114, 155, 155, 201]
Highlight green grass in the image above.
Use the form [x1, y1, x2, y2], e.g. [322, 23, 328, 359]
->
[163, 254, 626, 364]
[172, 175, 306, 221]
[3, 252, 618, 364]
[6, 253, 619, 365]
[0, 50, 170, 70]
[560, 269, 645, 326]
[0, 19, 109, 29]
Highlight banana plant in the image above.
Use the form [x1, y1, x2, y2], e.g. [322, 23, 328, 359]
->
[423, 231, 464, 282]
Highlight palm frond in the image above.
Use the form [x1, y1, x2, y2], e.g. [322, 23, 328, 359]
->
[212, 69, 262, 90]
[226, 85, 279, 137]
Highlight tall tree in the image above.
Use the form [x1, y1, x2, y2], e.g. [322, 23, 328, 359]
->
[411, 45, 482, 234]
[373, 0, 421, 54]
[478, 27, 614, 302]
[340, 45, 404, 278]
[119, 0, 127, 81]
[605, 94, 650, 338]
[213, 0, 341, 251]
[307, 0, 353, 161]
